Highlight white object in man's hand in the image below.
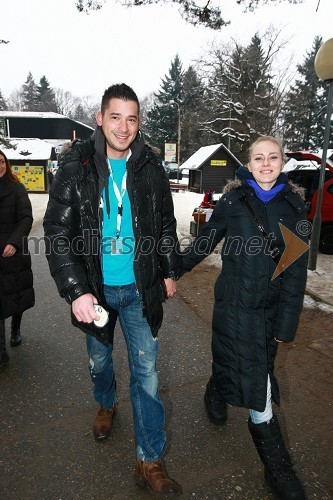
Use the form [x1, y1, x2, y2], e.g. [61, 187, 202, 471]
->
[93, 304, 109, 327]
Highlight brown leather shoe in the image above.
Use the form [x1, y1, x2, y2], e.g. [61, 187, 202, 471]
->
[135, 459, 182, 496]
[93, 404, 117, 441]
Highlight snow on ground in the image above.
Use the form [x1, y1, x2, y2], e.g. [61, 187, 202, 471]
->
[172, 191, 222, 268]
[303, 295, 333, 313]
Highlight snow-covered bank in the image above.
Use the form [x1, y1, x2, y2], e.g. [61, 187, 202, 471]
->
[172, 191, 222, 267]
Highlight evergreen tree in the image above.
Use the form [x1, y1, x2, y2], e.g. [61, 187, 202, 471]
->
[72, 103, 87, 124]
[282, 36, 329, 150]
[145, 55, 184, 159]
[36, 76, 57, 112]
[22, 72, 39, 111]
[70, 96, 99, 128]
[180, 65, 207, 160]
[241, 34, 275, 135]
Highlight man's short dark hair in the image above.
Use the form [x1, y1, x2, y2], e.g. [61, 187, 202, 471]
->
[101, 83, 140, 115]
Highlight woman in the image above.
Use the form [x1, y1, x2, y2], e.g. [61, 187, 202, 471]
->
[0, 150, 35, 367]
[182, 136, 307, 499]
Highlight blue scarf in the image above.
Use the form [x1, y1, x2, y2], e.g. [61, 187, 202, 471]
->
[236, 166, 287, 203]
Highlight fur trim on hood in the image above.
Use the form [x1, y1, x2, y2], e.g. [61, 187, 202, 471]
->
[223, 177, 305, 200]
[59, 141, 73, 155]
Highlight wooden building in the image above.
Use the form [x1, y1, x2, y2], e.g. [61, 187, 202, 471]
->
[1, 138, 53, 193]
[181, 143, 242, 193]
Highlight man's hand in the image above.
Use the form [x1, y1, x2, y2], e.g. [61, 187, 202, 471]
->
[72, 294, 99, 323]
[164, 278, 177, 298]
[2, 244, 17, 257]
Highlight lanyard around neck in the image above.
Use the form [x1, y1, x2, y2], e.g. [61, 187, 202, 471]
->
[108, 162, 127, 238]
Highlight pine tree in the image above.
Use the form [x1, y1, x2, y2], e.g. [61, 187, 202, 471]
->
[240, 34, 275, 137]
[22, 72, 39, 111]
[36, 76, 57, 112]
[145, 55, 184, 158]
[72, 103, 87, 124]
[282, 36, 329, 150]
[180, 65, 207, 160]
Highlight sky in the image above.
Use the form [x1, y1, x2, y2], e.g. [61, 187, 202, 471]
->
[0, 0, 331, 103]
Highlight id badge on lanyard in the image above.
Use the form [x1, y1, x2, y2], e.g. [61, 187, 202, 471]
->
[108, 165, 127, 239]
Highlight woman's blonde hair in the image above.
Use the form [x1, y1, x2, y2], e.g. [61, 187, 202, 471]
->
[248, 136, 284, 163]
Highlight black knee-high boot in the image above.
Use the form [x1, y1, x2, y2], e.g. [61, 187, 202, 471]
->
[248, 415, 305, 500]
[10, 313, 23, 346]
[0, 319, 9, 366]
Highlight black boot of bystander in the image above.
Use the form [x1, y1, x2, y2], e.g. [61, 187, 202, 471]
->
[10, 313, 23, 346]
[0, 319, 9, 366]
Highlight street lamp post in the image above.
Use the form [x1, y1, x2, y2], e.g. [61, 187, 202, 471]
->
[308, 38, 333, 270]
[169, 100, 181, 182]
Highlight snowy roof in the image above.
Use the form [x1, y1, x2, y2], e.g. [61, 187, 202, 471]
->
[1, 138, 53, 160]
[181, 143, 242, 170]
[0, 111, 65, 119]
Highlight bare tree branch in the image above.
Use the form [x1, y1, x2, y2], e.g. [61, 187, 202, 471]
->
[75, 0, 304, 30]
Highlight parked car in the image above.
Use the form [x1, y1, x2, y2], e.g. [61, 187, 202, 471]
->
[284, 151, 333, 254]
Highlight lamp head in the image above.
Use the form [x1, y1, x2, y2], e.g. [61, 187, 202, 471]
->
[315, 38, 333, 81]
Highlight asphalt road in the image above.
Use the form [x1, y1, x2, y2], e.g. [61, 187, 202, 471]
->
[0, 220, 332, 500]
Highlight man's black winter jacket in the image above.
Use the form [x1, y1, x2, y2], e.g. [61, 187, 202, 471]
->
[43, 128, 182, 343]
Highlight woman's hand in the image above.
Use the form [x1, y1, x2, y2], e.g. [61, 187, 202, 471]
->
[2, 244, 17, 257]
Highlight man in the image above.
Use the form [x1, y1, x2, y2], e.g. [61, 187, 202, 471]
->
[44, 83, 182, 496]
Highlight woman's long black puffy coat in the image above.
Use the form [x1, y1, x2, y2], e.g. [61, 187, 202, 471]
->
[182, 177, 308, 412]
[43, 128, 182, 343]
[0, 175, 35, 319]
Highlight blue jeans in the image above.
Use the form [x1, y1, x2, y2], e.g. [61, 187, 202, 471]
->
[249, 376, 273, 424]
[86, 282, 166, 461]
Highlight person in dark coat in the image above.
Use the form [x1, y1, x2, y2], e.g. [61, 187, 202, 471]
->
[43, 84, 182, 496]
[0, 150, 35, 367]
[182, 136, 308, 500]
